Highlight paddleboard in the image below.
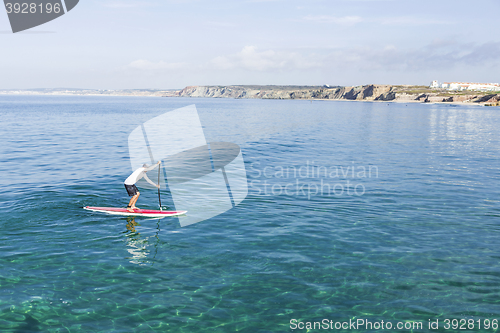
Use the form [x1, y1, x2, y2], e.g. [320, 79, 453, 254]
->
[84, 206, 187, 218]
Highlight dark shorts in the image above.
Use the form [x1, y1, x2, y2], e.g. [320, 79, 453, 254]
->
[125, 184, 139, 196]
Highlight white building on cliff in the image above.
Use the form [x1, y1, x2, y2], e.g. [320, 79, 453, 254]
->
[430, 80, 500, 92]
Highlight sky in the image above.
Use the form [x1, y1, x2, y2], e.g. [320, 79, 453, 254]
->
[0, 0, 499, 89]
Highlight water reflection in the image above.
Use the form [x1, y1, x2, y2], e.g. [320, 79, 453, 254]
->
[124, 217, 161, 265]
[126, 216, 139, 233]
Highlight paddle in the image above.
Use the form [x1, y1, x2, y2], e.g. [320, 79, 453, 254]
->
[158, 161, 162, 211]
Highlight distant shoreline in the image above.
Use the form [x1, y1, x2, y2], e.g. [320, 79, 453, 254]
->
[1, 85, 499, 106]
[0, 89, 169, 98]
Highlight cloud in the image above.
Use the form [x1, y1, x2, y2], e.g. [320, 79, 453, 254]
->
[303, 15, 363, 25]
[325, 41, 500, 72]
[205, 21, 237, 28]
[210, 46, 321, 72]
[102, 1, 155, 8]
[121, 41, 500, 82]
[213, 41, 500, 74]
[380, 16, 452, 26]
[459, 42, 500, 64]
[302, 15, 452, 27]
[127, 60, 188, 71]
[246, 0, 282, 2]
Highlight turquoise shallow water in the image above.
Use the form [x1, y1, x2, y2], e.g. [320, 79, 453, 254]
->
[1, 95, 500, 332]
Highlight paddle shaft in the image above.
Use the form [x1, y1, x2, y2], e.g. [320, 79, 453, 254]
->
[158, 163, 162, 210]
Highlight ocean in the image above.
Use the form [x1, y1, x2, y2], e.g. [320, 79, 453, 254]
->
[1, 95, 500, 332]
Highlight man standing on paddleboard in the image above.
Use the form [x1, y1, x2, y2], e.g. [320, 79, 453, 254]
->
[124, 161, 161, 212]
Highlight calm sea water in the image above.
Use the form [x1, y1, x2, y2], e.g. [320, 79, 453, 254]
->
[1, 95, 500, 332]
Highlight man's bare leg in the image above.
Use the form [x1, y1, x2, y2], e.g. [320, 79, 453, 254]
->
[130, 192, 140, 210]
[127, 193, 139, 212]
[127, 196, 135, 212]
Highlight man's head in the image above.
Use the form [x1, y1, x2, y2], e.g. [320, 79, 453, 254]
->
[143, 163, 149, 168]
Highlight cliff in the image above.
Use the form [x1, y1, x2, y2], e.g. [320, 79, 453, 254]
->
[164, 85, 500, 105]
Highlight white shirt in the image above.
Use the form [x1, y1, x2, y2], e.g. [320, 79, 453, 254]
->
[124, 164, 158, 186]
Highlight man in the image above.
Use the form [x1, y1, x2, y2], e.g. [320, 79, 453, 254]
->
[124, 161, 161, 212]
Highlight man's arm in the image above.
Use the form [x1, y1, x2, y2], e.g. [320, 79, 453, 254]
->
[144, 161, 161, 172]
[143, 174, 160, 188]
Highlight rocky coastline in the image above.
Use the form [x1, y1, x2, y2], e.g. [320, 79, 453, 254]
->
[164, 85, 500, 105]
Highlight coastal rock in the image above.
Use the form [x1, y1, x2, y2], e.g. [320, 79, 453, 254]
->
[449, 95, 477, 103]
[473, 94, 498, 103]
[425, 95, 447, 103]
[394, 93, 420, 102]
[165, 85, 500, 105]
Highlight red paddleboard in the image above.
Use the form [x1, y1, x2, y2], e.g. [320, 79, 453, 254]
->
[84, 206, 187, 218]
